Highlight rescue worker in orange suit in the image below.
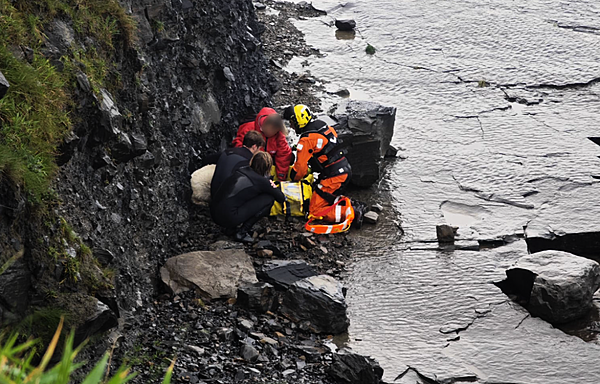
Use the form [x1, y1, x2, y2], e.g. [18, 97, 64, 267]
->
[284, 104, 361, 226]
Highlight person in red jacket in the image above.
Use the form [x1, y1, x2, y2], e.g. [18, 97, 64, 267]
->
[233, 107, 292, 181]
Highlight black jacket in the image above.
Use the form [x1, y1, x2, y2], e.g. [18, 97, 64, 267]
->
[211, 166, 285, 217]
[204, 147, 253, 198]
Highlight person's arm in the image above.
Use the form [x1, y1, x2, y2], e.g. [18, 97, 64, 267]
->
[274, 133, 293, 181]
[290, 136, 312, 181]
[255, 174, 285, 203]
[232, 122, 252, 148]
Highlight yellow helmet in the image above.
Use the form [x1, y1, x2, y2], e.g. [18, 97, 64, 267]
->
[284, 104, 314, 130]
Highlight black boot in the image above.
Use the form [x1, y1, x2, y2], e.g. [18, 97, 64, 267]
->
[351, 200, 368, 230]
[234, 230, 255, 243]
[233, 203, 272, 243]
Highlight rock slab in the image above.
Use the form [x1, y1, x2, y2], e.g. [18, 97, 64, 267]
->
[503, 250, 600, 323]
[525, 184, 600, 262]
[281, 275, 349, 334]
[160, 250, 258, 299]
[329, 349, 384, 384]
[329, 100, 396, 187]
[259, 260, 317, 290]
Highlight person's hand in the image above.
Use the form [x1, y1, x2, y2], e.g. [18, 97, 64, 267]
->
[270, 180, 277, 188]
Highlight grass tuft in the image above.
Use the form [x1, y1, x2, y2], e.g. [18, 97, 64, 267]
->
[0, 0, 135, 202]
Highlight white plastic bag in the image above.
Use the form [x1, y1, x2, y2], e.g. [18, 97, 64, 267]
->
[190, 164, 216, 205]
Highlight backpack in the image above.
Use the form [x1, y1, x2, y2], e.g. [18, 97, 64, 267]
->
[270, 174, 314, 217]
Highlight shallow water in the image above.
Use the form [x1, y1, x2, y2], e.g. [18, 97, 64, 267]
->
[282, 0, 600, 382]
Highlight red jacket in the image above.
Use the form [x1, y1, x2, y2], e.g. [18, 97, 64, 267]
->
[232, 107, 292, 180]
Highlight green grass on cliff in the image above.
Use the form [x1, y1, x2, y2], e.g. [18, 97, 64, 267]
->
[0, 0, 135, 202]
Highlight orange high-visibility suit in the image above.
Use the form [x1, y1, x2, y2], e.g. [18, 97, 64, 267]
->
[290, 119, 352, 223]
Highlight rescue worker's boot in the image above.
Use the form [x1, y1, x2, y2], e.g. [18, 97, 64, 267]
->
[351, 200, 368, 230]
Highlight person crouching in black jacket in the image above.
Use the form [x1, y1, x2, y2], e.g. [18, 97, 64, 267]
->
[210, 152, 285, 243]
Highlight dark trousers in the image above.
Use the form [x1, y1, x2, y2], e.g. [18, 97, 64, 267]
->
[212, 194, 275, 230]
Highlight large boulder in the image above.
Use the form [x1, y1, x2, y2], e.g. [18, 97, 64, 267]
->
[329, 100, 396, 187]
[280, 275, 349, 334]
[160, 250, 258, 299]
[329, 349, 384, 384]
[501, 250, 600, 323]
[0, 70, 9, 100]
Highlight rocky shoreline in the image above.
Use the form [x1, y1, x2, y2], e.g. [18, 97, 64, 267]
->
[108, 2, 390, 383]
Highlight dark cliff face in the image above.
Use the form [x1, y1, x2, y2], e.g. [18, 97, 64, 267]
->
[0, 0, 278, 324]
[57, 0, 277, 310]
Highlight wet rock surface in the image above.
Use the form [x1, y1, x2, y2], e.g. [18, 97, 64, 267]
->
[259, 260, 317, 290]
[525, 183, 600, 262]
[281, 275, 349, 335]
[329, 349, 383, 384]
[329, 100, 397, 187]
[500, 250, 600, 324]
[256, 0, 326, 110]
[334, 20, 356, 32]
[237, 282, 276, 314]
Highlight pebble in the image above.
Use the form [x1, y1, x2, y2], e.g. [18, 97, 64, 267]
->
[371, 203, 383, 212]
[240, 344, 260, 362]
[238, 318, 254, 332]
[364, 211, 379, 224]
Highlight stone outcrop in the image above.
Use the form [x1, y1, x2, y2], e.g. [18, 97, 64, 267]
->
[329, 100, 397, 187]
[280, 274, 349, 334]
[499, 250, 600, 323]
[160, 250, 258, 299]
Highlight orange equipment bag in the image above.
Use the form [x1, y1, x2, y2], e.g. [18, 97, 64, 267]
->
[305, 196, 355, 234]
